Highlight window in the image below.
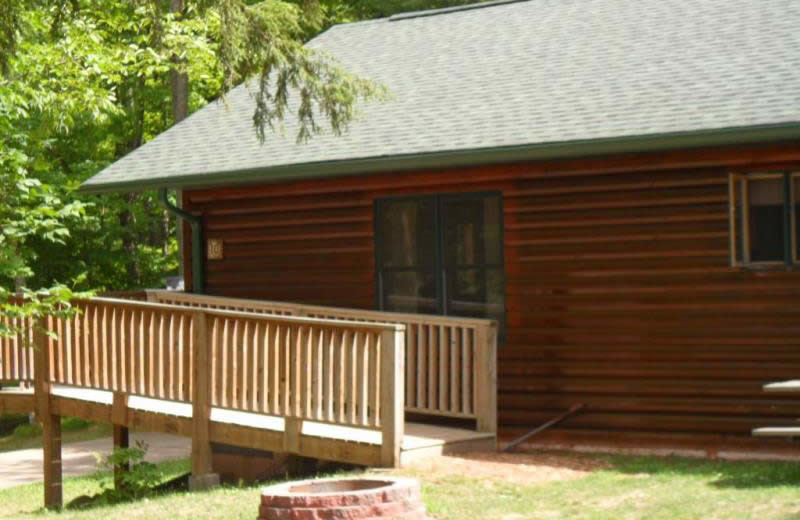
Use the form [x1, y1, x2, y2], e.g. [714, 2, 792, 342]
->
[375, 192, 504, 328]
[730, 172, 800, 266]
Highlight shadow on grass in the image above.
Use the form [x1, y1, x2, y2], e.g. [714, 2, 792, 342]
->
[604, 453, 800, 489]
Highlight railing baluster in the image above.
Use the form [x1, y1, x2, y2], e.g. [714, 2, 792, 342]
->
[314, 327, 323, 421]
[169, 313, 177, 400]
[463, 327, 472, 415]
[56, 316, 65, 385]
[325, 328, 334, 423]
[416, 324, 424, 410]
[158, 312, 167, 399]
[369, 332, 379, 427]
[183, 313, 192, 403]
[337, 330, 347, 424]
[252, 321, 261, 412]
[348, 330, 357, 425]
[142, 309, 152, 396]
[305, 326, 314, 419]
[270, 323, 280, 415]
[450, 326, 458, 415]
[427, 325, 435, 410]
[439, 325, 447, 413]
[406, 324, 415, 410]
[83, 302, 92, 387]
[360, 331, 369, 427]
[221, 318, 230, 408]
[236, 320, 245, 411]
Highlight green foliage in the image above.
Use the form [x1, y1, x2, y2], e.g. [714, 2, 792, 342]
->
[12, 422, 43, 438]
[95, 440, 163, 502]
[61, 416, 92, 432]
[0, 0, 463, 320]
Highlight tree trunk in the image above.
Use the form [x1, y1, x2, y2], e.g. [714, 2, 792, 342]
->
[170, 0, 189, 125]
[169, 0, 189, 278]
[119, 193, 141, 286]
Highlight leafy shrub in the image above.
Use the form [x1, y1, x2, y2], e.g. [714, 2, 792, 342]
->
[61, 416, 91, 432]
[12, 422, 42, 438]
[94, 441, 163, 502]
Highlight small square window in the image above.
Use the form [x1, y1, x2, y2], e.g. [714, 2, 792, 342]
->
[730, 172, 799, 267]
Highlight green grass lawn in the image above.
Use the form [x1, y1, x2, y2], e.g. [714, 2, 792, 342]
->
[2, 453, 800, 520]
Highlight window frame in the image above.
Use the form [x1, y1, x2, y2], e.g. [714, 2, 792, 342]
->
[729, 171, 799, 268]
[374, 191, 505, 327]
[792, 172, 800, 265]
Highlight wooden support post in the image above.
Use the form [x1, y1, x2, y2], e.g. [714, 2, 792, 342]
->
[475, 324, 498, 437]
[33, 319, 62, 509]
[381, 327, 405, 467]
[284, 417, 303, 454]
[189, 311, 219, 491]
[112, 392, 129, 490]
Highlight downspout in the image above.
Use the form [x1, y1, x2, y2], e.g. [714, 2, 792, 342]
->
[158, 188, 204, 294]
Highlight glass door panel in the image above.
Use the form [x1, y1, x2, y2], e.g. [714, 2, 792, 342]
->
[441, 194, 503, 321]
[377, 197, 439, 313]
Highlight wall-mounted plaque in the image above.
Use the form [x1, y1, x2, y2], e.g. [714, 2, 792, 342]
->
[207, 238, 224, 260]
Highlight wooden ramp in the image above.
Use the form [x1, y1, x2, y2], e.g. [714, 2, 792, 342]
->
[0, 387, 34, 415]
[0, 293, 497, 508]
[0, 385, 494, 467]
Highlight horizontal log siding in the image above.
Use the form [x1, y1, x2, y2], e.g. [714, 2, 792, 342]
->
[184, 142, 800, 449]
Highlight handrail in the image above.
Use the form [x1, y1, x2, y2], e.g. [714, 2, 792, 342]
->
[145, 290, 497, 432]
[39, 297, 405, 434]
[2, 295, 414, 472]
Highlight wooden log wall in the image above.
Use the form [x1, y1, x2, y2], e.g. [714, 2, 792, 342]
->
[183, 142, 800, 449]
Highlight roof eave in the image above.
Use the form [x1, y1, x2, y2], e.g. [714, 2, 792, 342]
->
[79, 122, 800, 194]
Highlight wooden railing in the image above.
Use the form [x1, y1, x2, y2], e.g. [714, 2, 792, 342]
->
[46, 299, 195, 402]
[10, 297, 406, 464]
[42, 298, 403, 429]
[203, 308, 403, 430]
[0, 313, 35, 384]
[147, 290, 497, 432]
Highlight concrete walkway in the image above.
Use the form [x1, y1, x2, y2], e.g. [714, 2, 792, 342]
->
[0, 433, 191, 489]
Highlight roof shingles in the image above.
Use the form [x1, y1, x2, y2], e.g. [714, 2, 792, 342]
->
[82, 0, 800, 191]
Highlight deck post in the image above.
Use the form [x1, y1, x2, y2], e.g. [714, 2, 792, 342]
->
[380, 326, 405, 467]
[33, 318, 62, 509]
[475, 323, 498, 437]
[189, 311, 219, 491]
[112, 392, 129, 489]
[284, 417, 303, 454]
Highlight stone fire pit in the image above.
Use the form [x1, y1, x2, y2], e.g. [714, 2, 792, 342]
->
[258, 477, 426, 520]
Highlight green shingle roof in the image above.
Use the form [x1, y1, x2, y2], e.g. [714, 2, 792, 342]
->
[81, 0, 800, 193]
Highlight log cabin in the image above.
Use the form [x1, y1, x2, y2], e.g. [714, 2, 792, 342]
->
[81, 0, 800, 456]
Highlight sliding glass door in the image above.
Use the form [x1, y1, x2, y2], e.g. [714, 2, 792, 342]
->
[376, 192, 504, 327]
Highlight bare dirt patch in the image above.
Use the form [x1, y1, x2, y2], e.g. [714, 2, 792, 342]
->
[401, 450, 609, 486]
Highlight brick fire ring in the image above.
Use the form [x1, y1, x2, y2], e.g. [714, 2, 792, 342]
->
[258, 477, 427, 520]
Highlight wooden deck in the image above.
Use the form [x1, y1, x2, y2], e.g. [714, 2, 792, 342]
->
[0, 293, 497, 508]
[0, 385, 493, 465]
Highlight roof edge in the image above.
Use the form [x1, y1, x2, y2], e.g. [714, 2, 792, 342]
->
[79, 122, 800, 194]
[389, 0, 528, 21]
